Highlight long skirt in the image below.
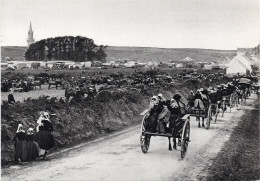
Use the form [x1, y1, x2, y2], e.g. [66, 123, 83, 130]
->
[35, 130, 54, 150]
[145, 115, 158, 133]
[26, 141, 39, 161]
[14, 140, 27, 162]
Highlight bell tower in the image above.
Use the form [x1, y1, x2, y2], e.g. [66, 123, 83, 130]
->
[27, 22, 35, 47]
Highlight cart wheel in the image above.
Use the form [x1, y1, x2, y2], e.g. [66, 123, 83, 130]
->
[206, 105, 211, 130]
[181, 119, 190, 159]
[140, 134, 151, 153]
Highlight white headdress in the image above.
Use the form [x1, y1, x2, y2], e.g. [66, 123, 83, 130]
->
[27, 127, 34, 135]
[16, 124, 25, 133]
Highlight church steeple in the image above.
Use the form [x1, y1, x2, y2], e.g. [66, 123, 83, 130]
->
[29, 22, 33, 34]
[27, 21, 35, 47]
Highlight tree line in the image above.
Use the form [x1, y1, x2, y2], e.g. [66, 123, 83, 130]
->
[25, 36, 107, 62]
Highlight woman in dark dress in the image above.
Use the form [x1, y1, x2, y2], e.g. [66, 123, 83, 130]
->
[145, 96, 163, 133]
[35, 112, 54, 159]
[166, 98, 182, 149]
[13, 124, 27, 164]
[187, 90, 195, 108]
[26, 127, 39, 161]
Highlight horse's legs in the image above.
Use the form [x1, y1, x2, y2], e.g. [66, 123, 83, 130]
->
[197, 117, 200, 127]
[202, 117, 205, 127]
[48, 84, 51, 89]
[173, 138, 177, 150]
[168, 137, 172, 150]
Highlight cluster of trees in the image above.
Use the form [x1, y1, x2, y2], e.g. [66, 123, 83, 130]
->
[25, 36, 107, 62]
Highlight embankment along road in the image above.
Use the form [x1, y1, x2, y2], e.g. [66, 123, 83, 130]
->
[1, 94, 258, 181]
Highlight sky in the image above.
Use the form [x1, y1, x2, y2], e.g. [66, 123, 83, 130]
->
[1, 0, 259, 50]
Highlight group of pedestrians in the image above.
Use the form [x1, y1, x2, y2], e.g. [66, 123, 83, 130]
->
[13, 111, 54, 164]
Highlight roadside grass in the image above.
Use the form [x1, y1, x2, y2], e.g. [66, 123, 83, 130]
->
[204, 102, 260, 181]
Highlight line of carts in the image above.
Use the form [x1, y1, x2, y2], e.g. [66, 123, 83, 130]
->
[140, 92, 244, 159]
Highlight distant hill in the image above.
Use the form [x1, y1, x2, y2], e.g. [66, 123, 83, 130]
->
[1, 46, 236, 63]
[1, 46, 27, 61]
[105, 46, 236, 63]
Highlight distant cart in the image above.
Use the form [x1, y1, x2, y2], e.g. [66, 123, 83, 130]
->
[188, 104, 212, 130]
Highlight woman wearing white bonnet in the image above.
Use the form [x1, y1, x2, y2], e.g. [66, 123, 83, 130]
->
[35, 111, 54, 159]
[26, 127, 39, 161]
[13, 124, 27, 164]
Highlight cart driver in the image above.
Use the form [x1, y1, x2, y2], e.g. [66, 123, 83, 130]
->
[194, 89, 204, 109]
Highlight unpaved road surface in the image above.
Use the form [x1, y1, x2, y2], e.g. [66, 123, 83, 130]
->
[1, 94, 258, 181]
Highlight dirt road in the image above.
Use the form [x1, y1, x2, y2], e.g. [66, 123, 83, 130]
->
[1, 94, 257, 181]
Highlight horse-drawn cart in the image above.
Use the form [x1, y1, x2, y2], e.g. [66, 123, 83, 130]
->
[188, 103, 212, 130]
[140, 111, 190, 159]
[221, 93, 238, 116]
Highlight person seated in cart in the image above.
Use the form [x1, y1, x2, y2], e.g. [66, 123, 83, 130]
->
[227, 83, 235, 95]
[166, 94, 187, 149]
[194, 89, 205, 109]
[193, 89, 208, 127]
[145, 96, 164, 133]
[222, 85, 229, 97]
[156, 93, 171, 133]
[156, 103, 170, 133]
[187, 90, 195, 108]
[208, 88, 218, 104]
[201, 88, 210, 107]
[216, 85, 224, 102]
[158, 93, 166, 104]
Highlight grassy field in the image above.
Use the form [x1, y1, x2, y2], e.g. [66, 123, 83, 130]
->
[1, 46, 27, 61]
[1, 46, 236, 63]
[204, 102, 260, 180]
[1, 85, 65, 102]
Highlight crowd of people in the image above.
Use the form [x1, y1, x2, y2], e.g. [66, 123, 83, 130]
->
[13, 112, 54, 164]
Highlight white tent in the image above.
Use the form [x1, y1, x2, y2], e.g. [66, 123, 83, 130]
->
[226, 54, 252, 74]
[182, 57, 193, 62]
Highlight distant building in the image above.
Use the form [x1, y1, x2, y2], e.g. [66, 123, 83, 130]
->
[226, 54, 252, 74]
[27, 22, 35, 47]
[176, 63, 184, 68]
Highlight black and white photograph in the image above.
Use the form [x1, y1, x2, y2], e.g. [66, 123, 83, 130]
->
[1, 0, 260, 180]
